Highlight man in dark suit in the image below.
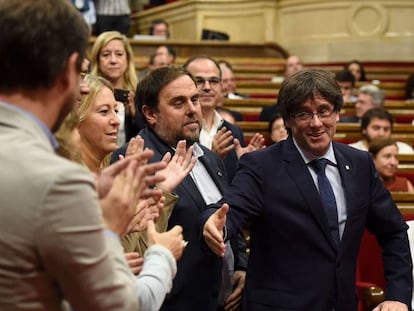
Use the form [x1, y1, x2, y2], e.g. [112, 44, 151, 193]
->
[202, 69, 412, 310]
[183, 55, 265, 182]
[112, 66, 247, 310]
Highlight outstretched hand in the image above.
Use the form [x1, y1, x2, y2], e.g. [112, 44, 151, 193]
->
[203, 203, 229, 257]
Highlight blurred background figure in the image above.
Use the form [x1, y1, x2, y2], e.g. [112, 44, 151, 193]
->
[90, 31, 144, 144]
[149, 18, 170, 38]
[349, 108, 414, 154]
[218, 60, 247, 99]
[340, 84, 385, 123]
[94, 0, 131, 36]
[268, 112, 288, 144]
[335, 70, 357, 103]
[369, 137, 414, 193]
[405, 73, 414, 101]
[345, 60, 367, 82]
[284, 55, 303, 77]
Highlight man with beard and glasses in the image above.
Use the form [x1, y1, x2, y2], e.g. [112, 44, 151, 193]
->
[349, 107, 414, 154]
[112, 66, 247, 310]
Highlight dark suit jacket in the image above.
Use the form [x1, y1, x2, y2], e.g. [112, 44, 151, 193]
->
[203, 137, 412, 311]
[220, 120, 245, 182]
[112, 127, 247, 310]
[259, 103, 278, 122]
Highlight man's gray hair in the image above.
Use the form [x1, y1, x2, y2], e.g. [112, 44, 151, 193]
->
[358, 84, 385, 106]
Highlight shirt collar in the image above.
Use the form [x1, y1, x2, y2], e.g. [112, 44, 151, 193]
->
[292, 137, 337, 165]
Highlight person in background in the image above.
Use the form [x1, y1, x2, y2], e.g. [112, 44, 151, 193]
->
[214, 60, 243, 122]
[268, 112, 288, 144]
[0, 1, 184, 310]
[183, 55, 265, 182]
[284, 55, 304, 77]
[155, 45, 176, 65]
[90, 31, 144, 144]
[349, 108, 414, 154]
[369, 137, 414, 193]
[218, 60, 247, 99]
[94, 0, 131, 36]
[202, 69, 412, 310]
[149, 18, 170, 38]
[335, 70, 357, 103]
[340, 84, 385, 123]
[345, 60, 367, 82]
[70, 0, 96, 33]
[261, 55, 304, 121]
[405, 73, 414, 101]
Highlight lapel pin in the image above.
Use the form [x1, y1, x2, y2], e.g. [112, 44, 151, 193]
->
[218, 171, 223, 177]
[345, 165, 350, 170]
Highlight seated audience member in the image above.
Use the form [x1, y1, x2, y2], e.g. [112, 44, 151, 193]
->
[369, 137, 414, 193]
[340, 84, 384, 123]
[349, 108, 414, 154]
[344, 60, 367, 82]
[405, 73, 414, 100]
[335, 70, 357, 103]
[218, 60, 247, 99]
[216, 60, 244, 122]
[149, 18, 169, 38]
[139, 45, 176, 80]
[155, 45, 176, 65]
[268, 112, 288, 144]
[262, 56, 304, 121]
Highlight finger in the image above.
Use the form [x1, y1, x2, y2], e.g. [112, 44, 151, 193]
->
[161, 151, 172, 164]
[217, 203, 229, 220]
[102, 157, 130, 177]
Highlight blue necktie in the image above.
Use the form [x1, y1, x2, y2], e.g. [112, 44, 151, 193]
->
[310, 158, 340, 246]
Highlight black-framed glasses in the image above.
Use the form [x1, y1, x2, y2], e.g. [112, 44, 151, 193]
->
[293, 108, 335, 123]
[194, 77, 221, 87]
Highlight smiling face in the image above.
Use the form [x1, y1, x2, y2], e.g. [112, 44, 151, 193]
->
[364, 117, 392, 143]
[78, 86, 120, 161]
[143, 74, 202, 147]
[373, 144, 399, 180]
[285, 96, 339, 156]
[98, 39, 127, 85]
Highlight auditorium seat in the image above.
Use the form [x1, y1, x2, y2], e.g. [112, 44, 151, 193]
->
[357, 212, 414, 310]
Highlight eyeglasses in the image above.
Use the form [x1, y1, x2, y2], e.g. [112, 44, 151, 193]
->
[293, 108, 335, 123]
[194, 77, 221, 87]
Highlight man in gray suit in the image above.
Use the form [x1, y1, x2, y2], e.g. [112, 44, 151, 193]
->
[0, 1, 185, 310]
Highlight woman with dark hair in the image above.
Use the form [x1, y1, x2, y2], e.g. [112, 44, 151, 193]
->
[369, 137, 414, 192]
[345, 60, 367, 82]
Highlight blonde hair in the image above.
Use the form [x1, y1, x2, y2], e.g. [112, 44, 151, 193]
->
[90, 31, 138, 92]
[55, 110, 82, 163]
[78, 74, 114, 169]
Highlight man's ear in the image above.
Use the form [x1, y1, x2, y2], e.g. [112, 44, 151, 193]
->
[59, 52, 80, 94]
[142, 105, 157, 125]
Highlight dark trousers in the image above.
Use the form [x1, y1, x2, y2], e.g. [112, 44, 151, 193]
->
[95, 15, 130, 36]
